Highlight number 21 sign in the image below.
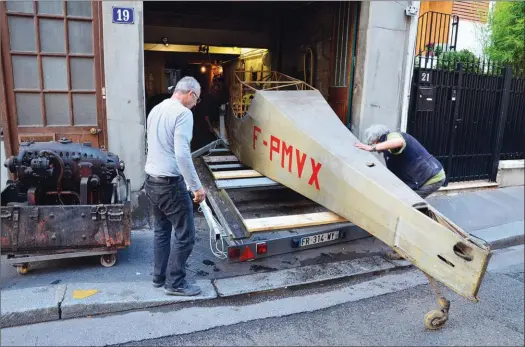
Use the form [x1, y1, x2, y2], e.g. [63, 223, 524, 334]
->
[112, 7, 134, 24]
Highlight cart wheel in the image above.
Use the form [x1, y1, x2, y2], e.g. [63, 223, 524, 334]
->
[16, 264, 29, 275]
[424, 310, 448, 330]
[100, 254, 117, 268]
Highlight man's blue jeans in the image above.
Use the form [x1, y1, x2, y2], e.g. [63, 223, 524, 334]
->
[144, 175, 195, 289]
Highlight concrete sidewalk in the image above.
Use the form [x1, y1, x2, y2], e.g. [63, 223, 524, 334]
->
[1, 186, 523, 328]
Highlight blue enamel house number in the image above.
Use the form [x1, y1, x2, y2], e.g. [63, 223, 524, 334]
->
[112, 7, 134, 24]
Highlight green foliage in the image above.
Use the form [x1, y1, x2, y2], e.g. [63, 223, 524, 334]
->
[438, 49, 481, 73]
[415, 49, 482, 73]
[439, 49, 478, 63]
[485, 1, 525, 66]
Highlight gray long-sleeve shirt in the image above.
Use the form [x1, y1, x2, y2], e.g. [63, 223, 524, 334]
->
[144, 98, 202, 192]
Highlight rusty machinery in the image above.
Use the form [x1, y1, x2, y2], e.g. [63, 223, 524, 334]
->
[1, 138, 131, 274]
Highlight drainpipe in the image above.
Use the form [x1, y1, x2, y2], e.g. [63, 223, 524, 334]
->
[400, 0, 421, 132]
[346, 1, 360, 129]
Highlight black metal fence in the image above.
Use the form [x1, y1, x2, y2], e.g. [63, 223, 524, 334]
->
[407, 55, 525, 184]
[501, 71, 525, 160]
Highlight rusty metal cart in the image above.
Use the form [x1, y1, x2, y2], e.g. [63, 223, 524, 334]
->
[1, 139, 131, 274]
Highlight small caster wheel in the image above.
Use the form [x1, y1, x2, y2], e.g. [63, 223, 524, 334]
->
[100, 254, 117, 267]
[424, 310, 448, 330]
[16, 263, 29, 275]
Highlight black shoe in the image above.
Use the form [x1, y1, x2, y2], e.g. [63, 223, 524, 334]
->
[164, 282, 201, 296]
[152, 276, 165, 288]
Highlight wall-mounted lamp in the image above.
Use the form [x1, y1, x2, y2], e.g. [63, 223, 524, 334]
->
[161, 37, 169, 47]
[200, 65, 207, 73]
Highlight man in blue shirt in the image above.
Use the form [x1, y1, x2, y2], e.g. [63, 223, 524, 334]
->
[355, 124, 446, 260]
[355, 124, 446, 199]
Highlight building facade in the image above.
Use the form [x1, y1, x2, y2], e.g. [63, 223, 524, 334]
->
[1, 1, 420, 224]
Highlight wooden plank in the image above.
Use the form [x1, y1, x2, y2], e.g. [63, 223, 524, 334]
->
[244, 212, 347, 233]
[203, 155, 239, 163]
[215, 177, 280, 189]
[213, 169, 263, 180]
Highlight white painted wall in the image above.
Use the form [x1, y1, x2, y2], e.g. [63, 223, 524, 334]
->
[455, 19, 487, 57]
[497, 160, 525, 187]
[102, 1, 146, 192]
[351, 1, 419, 139]
[1, 140, 7, 191]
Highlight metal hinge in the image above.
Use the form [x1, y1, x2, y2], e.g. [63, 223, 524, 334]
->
[1, 210, 12, 219]
[102, 87, 106, 99]
[29, 207, 39, 220]
[108, 209, 124, 222]
[91, 205, 107, 220]
[91, 205, 122, 222]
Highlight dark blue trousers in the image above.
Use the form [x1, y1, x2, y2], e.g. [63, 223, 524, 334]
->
[144, 175, 195, 289]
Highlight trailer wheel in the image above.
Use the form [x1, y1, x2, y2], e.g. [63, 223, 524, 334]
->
[424, 310, 448, 330]
[15, 264, 29, 275]
[100, 254, 117, 268]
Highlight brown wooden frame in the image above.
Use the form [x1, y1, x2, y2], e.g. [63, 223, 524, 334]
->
[327, 2, 360, 125]
[0, 1, 107, 157]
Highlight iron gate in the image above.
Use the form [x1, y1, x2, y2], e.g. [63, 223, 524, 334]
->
[407, 11, 525, 184]
[408, 58, 524, 183]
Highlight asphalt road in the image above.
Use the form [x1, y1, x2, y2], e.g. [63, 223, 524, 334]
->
[120, 250, 524, 347]
[1, 246, 523, 346]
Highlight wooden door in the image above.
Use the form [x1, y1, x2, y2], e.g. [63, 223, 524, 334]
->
[328, 86, 349, 124]
[0, 1, 107, 158]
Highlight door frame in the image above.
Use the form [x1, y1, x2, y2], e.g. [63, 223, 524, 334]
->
[327, 1, 360, 126]
[0, 1, 107, 158]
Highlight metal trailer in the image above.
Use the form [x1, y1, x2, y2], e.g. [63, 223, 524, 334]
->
[193, 141, 370, 263]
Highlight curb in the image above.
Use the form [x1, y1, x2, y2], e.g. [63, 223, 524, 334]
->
[1, 255, 410, 329]
[471, 221, 524, 251]
[491, 233, 525, 250]
[1, 225, 523, 329]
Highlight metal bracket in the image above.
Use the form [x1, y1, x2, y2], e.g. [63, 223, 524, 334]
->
[91, 205, 113, 247]
[102, 219, 112, 248]
[108, 209, 123, 222]
[29, 207, 39, 220]
[80, 177, 89, 205]
[91, 205, 107, 220]
[1, 210, 12, 219]
[12, 207, 20, 252]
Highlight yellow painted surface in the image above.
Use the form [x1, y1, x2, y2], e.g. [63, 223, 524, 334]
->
[227, 85, 491, 301]
[213, 169, 263, 180]
[420, 1, 453, 15]
[416, 1, 454, 55]
[245, 212, 347, 233]
[72, 289, 99, 300]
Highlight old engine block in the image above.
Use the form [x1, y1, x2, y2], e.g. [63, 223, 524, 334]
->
[2, 138, 128, 206]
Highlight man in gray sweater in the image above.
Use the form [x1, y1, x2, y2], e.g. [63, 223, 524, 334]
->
[144, 76, 206, 296]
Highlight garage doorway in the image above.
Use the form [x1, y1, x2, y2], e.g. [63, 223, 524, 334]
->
[142, 1, 360, 150]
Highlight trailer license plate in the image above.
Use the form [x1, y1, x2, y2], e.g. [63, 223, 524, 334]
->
[300, 231, 340, 247]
